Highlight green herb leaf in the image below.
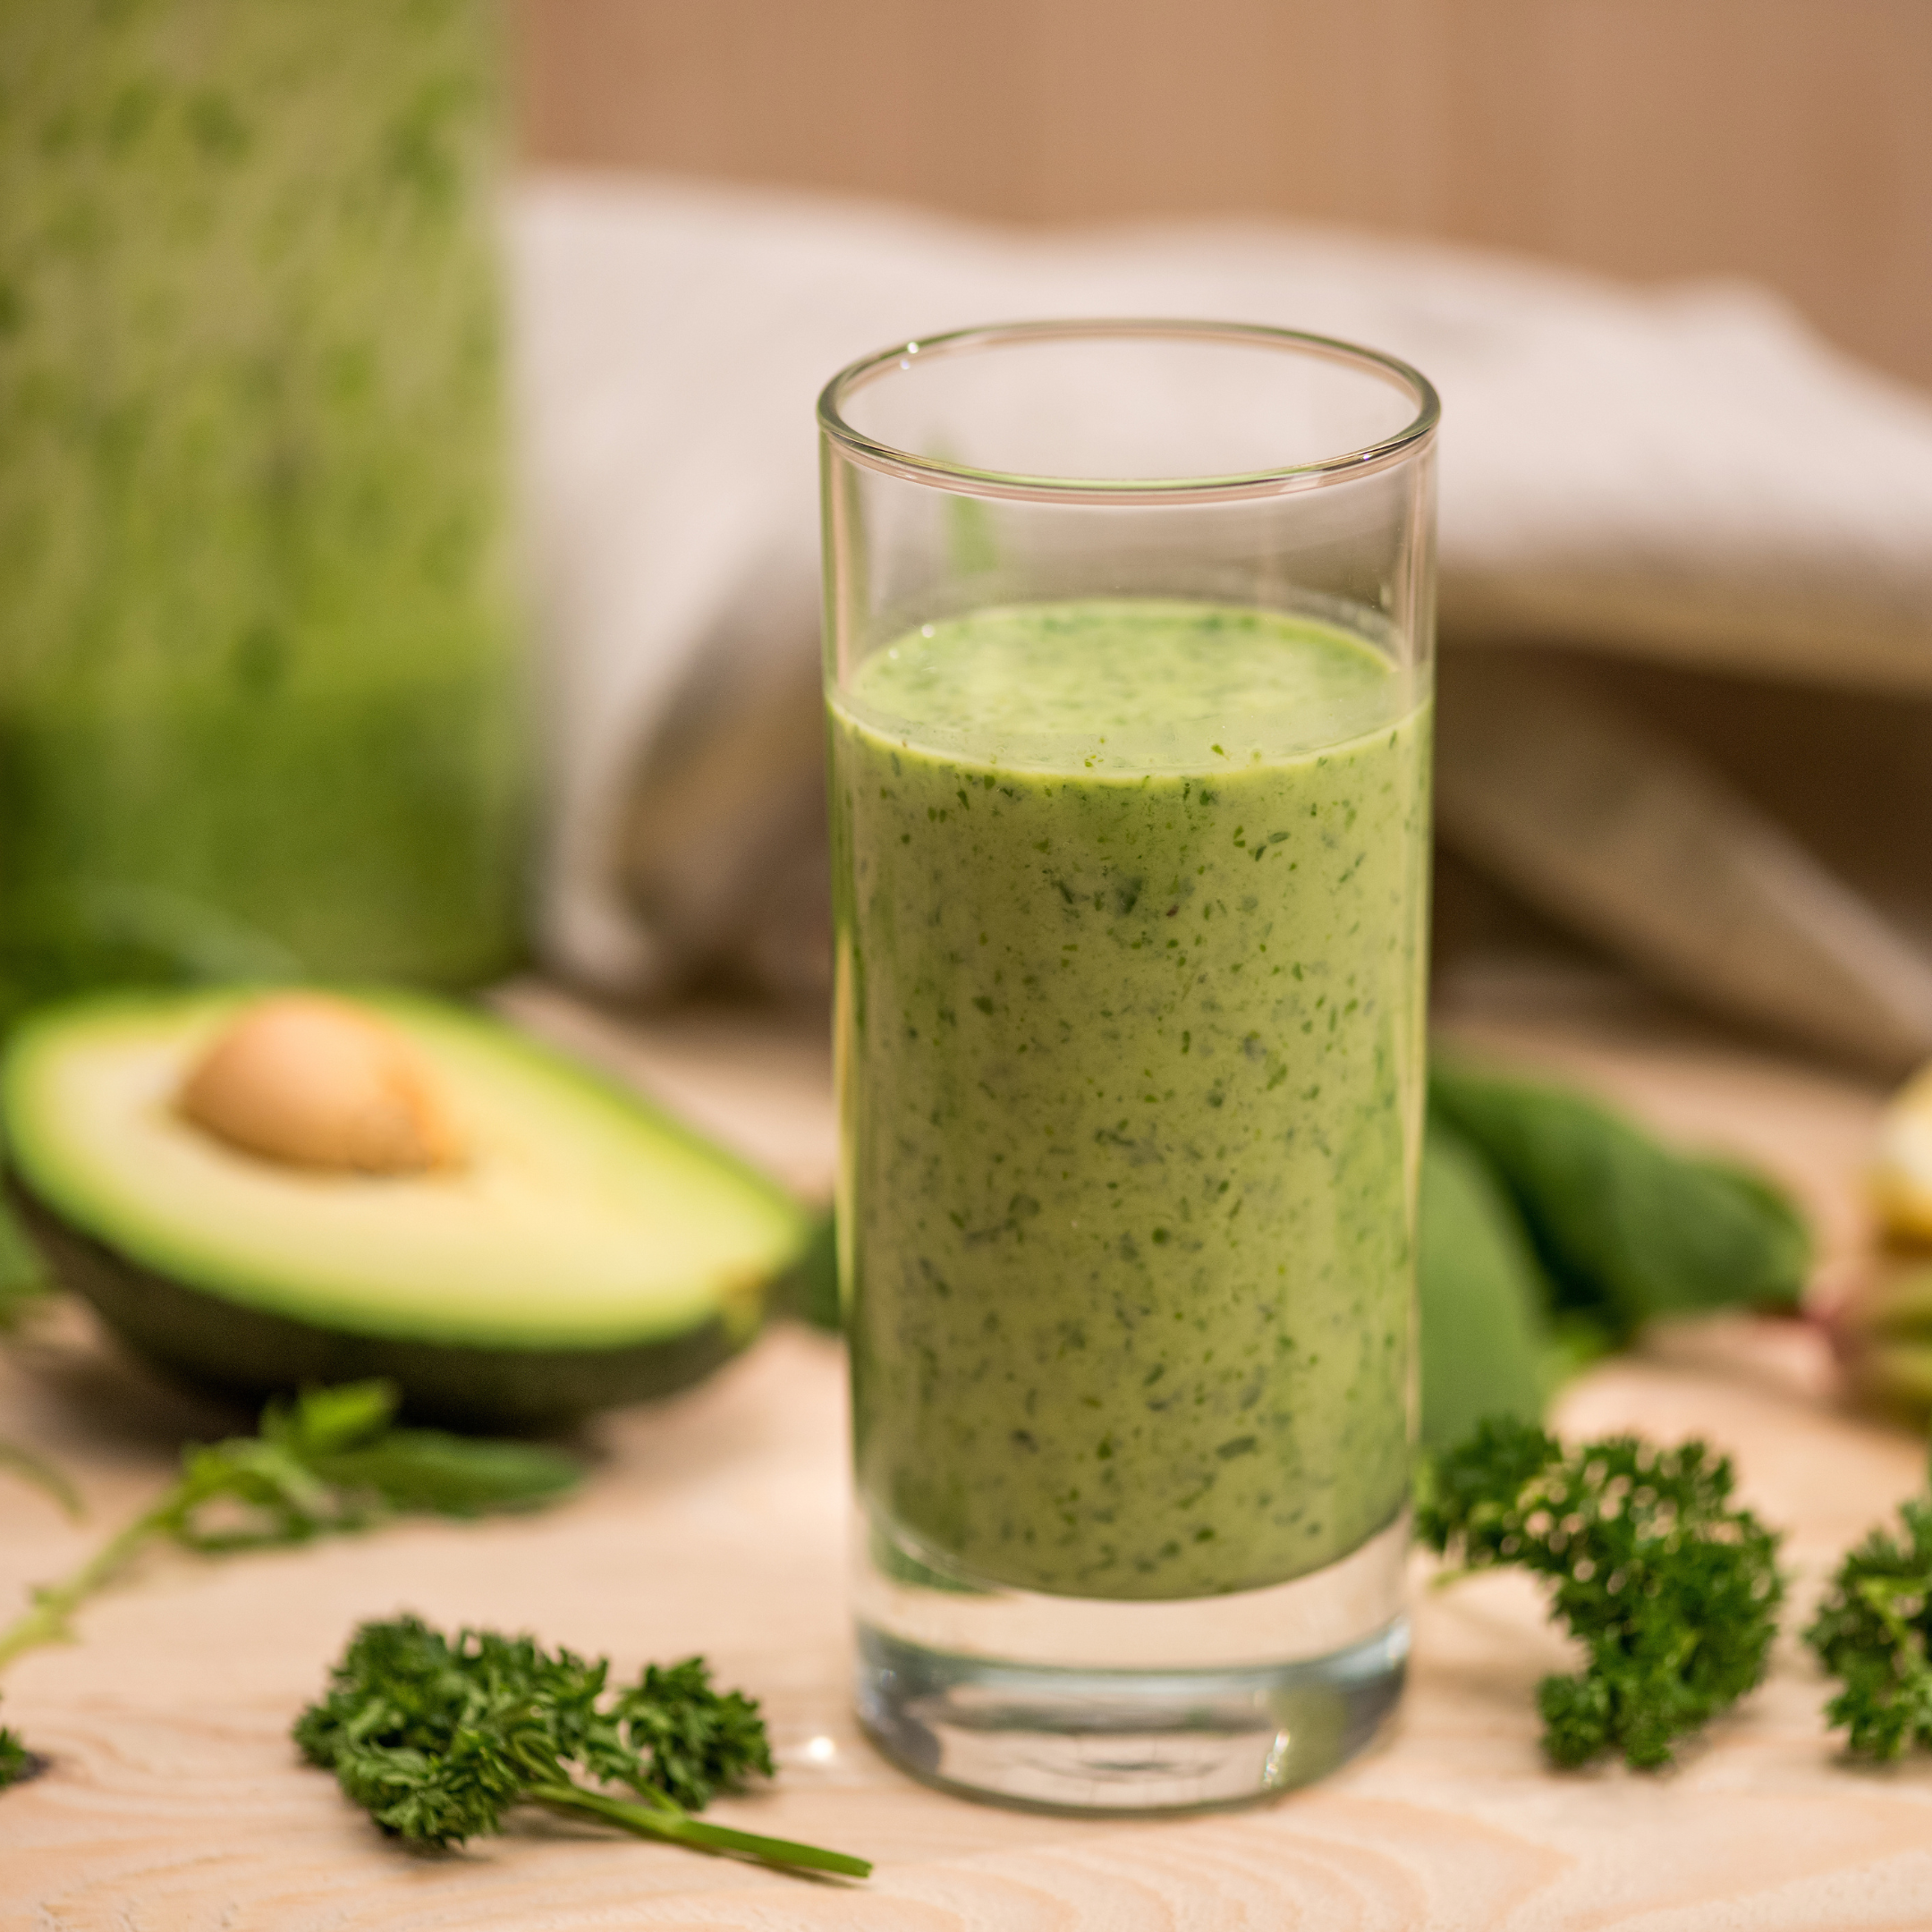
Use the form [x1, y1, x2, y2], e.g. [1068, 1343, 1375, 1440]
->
[264, 1380, 397, 1456]
[0, 1719, 31, 1790]
[1806, 1470, 1932, 1759]
[608, 1657, 775, 1811]
[258, 1383, 580, 1522]
[784, 1212, 841, 1333]
[0, 1382, 580, 1678]
[1416, 1116, 1554, 1452]
[1430, 1066, 1810, 1342]
[296, 1615, 869, 1880]
[1419, 1417, 1784, 1768]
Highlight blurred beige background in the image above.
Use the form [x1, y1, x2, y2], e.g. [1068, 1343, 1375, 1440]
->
[514, 0, 1932, 395]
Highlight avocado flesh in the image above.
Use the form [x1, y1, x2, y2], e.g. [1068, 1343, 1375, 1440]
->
[3, 991, 807, 1427]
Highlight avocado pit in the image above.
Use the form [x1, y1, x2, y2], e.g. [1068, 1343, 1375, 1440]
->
[177, 993, 465, 1176]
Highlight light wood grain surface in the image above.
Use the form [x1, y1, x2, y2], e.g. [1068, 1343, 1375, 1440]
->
[4, 982, 1930, 1930]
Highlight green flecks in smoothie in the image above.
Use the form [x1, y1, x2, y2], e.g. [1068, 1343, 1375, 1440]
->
[834, 598, 1429, 1601]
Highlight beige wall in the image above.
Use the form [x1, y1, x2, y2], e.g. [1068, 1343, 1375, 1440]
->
[515, 0, 1932, 394]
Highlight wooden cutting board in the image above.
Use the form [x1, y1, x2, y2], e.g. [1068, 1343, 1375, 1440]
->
[4, 975, 1930, 1931]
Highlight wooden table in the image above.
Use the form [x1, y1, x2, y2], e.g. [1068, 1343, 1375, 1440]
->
[4, 974, 1931, 1930]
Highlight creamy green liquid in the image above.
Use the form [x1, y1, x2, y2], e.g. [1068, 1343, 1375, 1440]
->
[833, 599, 1429, 1601]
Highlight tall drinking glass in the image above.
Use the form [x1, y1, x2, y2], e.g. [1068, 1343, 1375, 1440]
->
[820, 321, 1437, 1812]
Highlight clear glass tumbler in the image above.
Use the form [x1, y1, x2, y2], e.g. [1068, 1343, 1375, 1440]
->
[820, 320, 1437, 1812]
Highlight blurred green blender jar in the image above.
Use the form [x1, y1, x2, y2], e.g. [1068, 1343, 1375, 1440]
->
[0, 0, 527, 1018]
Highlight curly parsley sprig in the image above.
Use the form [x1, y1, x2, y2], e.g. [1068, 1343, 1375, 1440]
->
[1419, 1417, 1784, 1768]
[296, 1616, 869, 1880]
[1806, 1481, 1932, 1759]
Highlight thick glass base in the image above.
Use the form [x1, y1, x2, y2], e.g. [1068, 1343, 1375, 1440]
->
[858, 1618, 1407, 1813]
[852, 1510, 1410, 1813]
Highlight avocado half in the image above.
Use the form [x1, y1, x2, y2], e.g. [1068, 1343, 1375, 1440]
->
[1, 989, 810, 1429]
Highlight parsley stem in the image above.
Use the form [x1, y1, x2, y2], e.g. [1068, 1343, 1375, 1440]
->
[529, 1779, 872, 1879]
[0, 1438, 82, 1522]
[0, 1496, 182, 1675]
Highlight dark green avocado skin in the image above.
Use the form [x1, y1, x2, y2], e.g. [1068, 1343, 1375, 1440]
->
[13, 1184, 749, 1433]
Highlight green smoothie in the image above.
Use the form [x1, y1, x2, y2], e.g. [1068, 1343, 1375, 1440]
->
[0, 1, 524, 1018]
[833, 598, 1429, 1602]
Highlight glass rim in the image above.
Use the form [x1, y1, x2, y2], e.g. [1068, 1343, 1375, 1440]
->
[817, 318, 1441, 504]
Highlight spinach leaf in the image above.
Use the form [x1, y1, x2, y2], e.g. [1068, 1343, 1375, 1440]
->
[1416, 1114, 1552, 1451]
[1430, 1065, 1809, 1343]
